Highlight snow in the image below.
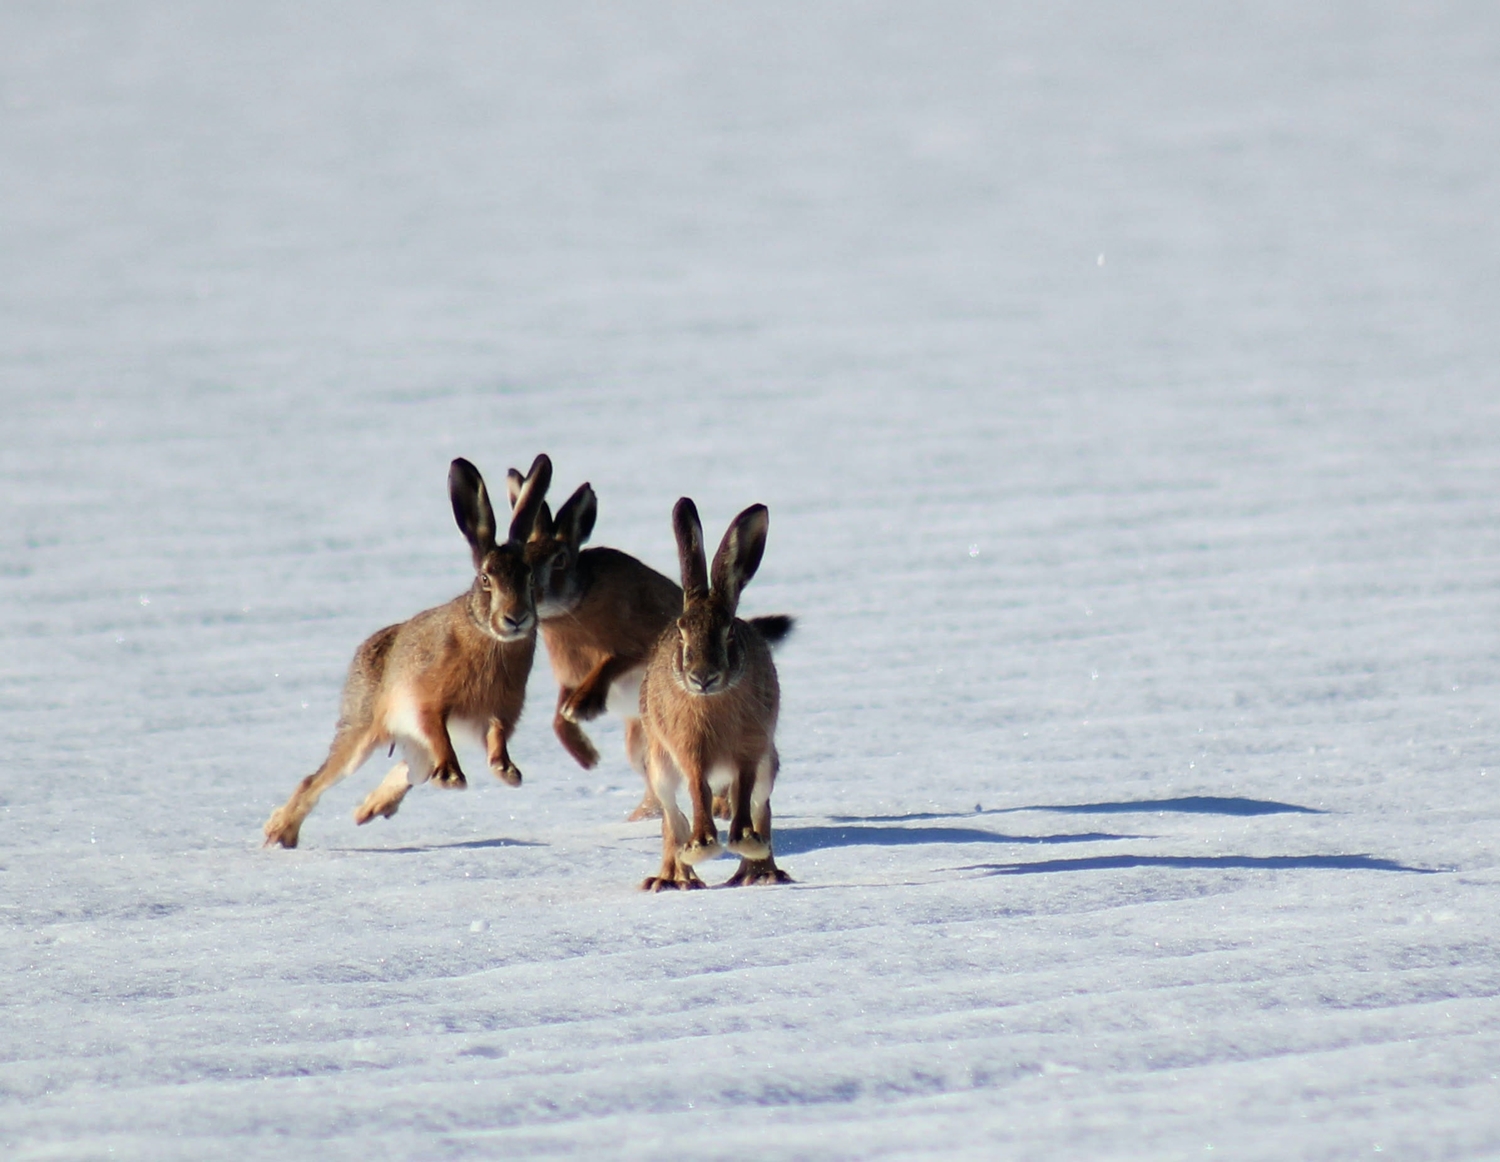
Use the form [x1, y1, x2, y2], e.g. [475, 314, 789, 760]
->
[3, 1, 1500, 1158]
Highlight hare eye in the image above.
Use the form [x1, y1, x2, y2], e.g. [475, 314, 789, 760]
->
[551, 553, 567, 571]
[477, 575, 491, 589]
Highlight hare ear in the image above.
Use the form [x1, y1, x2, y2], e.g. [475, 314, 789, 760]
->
[672, 497, 708, 600]
[450, 458, 498, 567]
[531, 501, 554, 543]
[553, 483, 597, 549]
[505, 468, 525, 508]
[507, 454, 553, 545]
[710, 504, 768, 612]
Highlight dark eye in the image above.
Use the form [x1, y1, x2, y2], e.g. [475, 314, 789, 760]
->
[551, 553, 568, 572]
[477, 574, 491, 589]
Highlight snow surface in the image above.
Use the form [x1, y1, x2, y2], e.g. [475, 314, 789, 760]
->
[4, 1, 1500, 1158]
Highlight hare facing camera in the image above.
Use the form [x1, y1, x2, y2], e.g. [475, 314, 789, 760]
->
[638, 498, 792, 890]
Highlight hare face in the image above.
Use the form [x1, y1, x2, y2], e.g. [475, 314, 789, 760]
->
[473, 545, 537, 642]
[673, 601, 742, 696]
[526, 539, 583, 619]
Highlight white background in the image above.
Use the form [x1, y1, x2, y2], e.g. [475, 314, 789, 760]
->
[3, 2, 1498, 1158]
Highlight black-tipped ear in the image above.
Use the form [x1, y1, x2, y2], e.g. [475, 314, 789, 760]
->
[450, 458, 497, 566]
[505, 468, 525, 508]
[553, 483, 597, 548]
[672, 497, 708, 600]
[710, 504, 768, 612]
[507, 454, 553, 544]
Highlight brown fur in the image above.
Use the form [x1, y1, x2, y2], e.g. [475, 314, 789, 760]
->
[637, 499, 792, 890]
[262, 456, 549, 849]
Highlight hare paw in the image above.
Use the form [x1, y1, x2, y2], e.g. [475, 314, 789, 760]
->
[627, 795, 664, 822]
[711, 794, 732, 821]
[562, 685, 609, 723]
[678, 837, 723, 866]
[641, 867, 706, 892]
[491, 762, 523, 788]
[724, 859, 793, 887]
[432, 766, 468, 790]
[262, 808, 301, 849]
[726, 831, 771, 860]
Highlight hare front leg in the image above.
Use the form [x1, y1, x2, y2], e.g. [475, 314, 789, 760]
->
[641, 741, 705, 891]
[486, 717, 523, 787]
[412, 704, 467, 789]
[560, 655, 633, 723]
[552, 687, 601, 769]
[726, 751, 791, 886]
[265, 724, 381, 848]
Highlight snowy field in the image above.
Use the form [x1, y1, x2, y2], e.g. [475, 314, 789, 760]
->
[4, 1, 1500, 1158]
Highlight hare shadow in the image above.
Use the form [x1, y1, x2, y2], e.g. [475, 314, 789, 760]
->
[965, 853, 1438, 876]
[332, 837, 547, 855]
[773, 824, 1140, 858]
[832, 796, 1323, 825]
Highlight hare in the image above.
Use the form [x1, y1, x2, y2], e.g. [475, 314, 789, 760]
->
[262, 454, 551, 849]
[507, 470, 794, 823]
[637, 498, 792, 890]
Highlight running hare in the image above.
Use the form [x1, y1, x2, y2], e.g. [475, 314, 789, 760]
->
[637, 498, 792, 889]
[508, 471, 793, 822]
[262, 455, 551, 849]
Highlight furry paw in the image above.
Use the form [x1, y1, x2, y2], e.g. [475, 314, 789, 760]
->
[627, 796, 664, 822]
[678, 837, 723, 866]
[353, 794, 403, 825]
[555, 718, 600, 769]
[432, 766, 468, 789]
[640, 868, 707, 892]
[724, 858, 793, 887]
[726, 831, 771, 860]
[711, 794, 732, 821]
[490, 762, 522, 788]
[562, 684, 609, 723]
[262, 809, 301, 849]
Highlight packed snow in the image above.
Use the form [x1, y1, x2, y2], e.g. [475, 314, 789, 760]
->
[3, 2, 1499, 1158]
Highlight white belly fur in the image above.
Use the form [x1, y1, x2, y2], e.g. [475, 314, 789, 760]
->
[606, 666, 645, 719]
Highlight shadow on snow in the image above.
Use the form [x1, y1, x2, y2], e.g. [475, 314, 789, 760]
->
[831, 796, 1323, 824]
[330, 837, 547, 854]
[772, 825, 1137, 857]
[964, 853, 1438, 876]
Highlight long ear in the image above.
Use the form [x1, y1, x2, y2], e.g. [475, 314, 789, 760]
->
[505, 468, 525, 507]
[672, 497, 708, 600]
[710, 504, 768, 612]
[553, 483, 597, 548]
[507, 454, 553, 544]
[450, 458, 498, 566]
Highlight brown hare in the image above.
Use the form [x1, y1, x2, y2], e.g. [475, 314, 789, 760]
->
[637, 498, 792, 890]
[506, 471, 793, 823]
[262, 454, 551, 849]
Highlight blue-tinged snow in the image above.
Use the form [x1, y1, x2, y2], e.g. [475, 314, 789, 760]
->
[3, 2, 1499, 1159]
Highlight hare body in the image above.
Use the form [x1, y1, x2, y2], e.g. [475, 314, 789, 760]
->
[508, 472, 796, 822]
[637, 499, 791, 890]
[262, 455, 550, 849]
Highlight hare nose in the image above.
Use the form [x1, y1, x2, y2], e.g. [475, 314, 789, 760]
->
[502, 612, 533, 634]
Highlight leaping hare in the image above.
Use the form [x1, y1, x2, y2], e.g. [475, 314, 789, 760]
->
[507, 471, 793, 823]
[262, 454, 551, 849]
[637, 498, 792, 890]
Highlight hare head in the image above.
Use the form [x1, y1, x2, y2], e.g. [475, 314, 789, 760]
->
[450, 454, 552, 642]
[507, 471, 597, 619]
[670, 498, 769, 696]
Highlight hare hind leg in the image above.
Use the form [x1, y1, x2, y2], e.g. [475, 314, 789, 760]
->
[265, 725, 382, 848]
[623, 717, 663, 821]
[354, 761, 413, 824]
[641, 741, 705, 891]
